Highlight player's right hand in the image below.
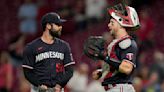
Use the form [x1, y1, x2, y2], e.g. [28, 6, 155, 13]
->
[54, 84, 62, 92]
[92, 70, 102, 80]
[38, 85, 48, 92]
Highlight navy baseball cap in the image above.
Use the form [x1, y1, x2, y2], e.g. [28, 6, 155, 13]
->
[41, 12, 66, 26]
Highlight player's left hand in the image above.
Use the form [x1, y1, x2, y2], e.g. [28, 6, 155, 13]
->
[83, 36, 107, 61]
[96, 50, 107, 60]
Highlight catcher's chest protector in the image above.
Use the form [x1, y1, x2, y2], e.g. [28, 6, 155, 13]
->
[107, 36, 131, 60]
[104, 36, 131, 79]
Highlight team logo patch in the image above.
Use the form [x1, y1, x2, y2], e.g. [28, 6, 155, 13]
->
[126, 53, 134, 60]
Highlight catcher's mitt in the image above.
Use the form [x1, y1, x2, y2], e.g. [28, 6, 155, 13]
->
[83, 36, 106, 61]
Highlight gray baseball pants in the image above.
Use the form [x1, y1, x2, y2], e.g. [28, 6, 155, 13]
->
[106, 84, 135, 92]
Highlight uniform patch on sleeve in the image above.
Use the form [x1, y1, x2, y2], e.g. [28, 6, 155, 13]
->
[126, 53, 134, 61]
[119, 39, 131, 49]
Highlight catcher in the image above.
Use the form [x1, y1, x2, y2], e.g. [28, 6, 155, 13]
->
[84, 3, 140, 92]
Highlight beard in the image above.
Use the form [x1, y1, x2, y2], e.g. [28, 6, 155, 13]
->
[110, 30, 115, 36]
[49, 28, 61, 38]
[110, 30, 117, 39]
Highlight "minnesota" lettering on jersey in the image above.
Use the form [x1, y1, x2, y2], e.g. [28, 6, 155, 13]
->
[35, 51, 64, 62]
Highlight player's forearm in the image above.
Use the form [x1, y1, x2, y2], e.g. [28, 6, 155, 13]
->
[23, 68, 40, 86]
[119, 60, 133, 75]
[55, 65, 74, 87]
[105, 57, 133, 75]
[104, 56, 121, 70]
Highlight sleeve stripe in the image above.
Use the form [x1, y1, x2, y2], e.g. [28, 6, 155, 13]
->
[123, 59, 136, 68]
[22, 65, 34, 69]
[64, 62, 75, 67]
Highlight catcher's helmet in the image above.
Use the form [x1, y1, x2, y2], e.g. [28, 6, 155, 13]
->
[41, 12, 66, 30]
[108, 4, 140, 28]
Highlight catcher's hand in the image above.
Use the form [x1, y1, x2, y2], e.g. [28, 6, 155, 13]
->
[83, 36, 107, 61]
[92, 70, 102, 80]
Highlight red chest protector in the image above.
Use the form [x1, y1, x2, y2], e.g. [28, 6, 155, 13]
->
[104, 36, 131, 79]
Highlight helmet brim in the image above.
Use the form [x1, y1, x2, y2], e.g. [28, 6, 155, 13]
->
[60, 19, 66, 23]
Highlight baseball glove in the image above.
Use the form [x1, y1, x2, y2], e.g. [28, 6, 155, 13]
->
[83, 36, 107, 61]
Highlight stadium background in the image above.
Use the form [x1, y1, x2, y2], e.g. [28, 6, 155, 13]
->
[0, 0, 164, 92]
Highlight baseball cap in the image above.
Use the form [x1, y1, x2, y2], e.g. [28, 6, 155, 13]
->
[41, 12, 66, 26]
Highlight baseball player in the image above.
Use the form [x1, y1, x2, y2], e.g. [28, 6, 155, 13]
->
[91, 3, 140, 92]
[22, 12, 75, 92]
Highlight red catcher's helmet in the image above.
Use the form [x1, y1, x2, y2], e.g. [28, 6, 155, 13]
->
[108, 3, 140, 28]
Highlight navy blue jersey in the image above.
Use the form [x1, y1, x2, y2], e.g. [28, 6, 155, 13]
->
[102, 36, 138, 86]
[22, 38, 75, 87]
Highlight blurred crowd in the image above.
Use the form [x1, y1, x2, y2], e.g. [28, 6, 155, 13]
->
[0, 0, 164, 92]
